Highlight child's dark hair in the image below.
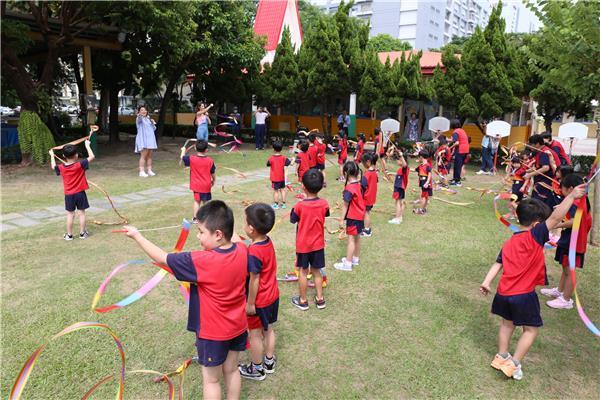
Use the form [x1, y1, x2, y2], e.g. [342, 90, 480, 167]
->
[358, 133, 365, 141]
[438, 135, 447, 145]
[557, 165, 574, 179]
[528, 134, 544, 146]
[450, 119, 461, 129]
[343, 161, 360, 177]
[272, 141, 283, 152]
[245, 203, 275, 235]
[308, 133, 316, 143]
[196, 200, 234, 240]
[196, 140, 208, 152]
[338, 130, 346, 139]
[540, 131, 552, 141]
[299, 140, 309, 152]
[302, 168, 324, 194]
[418, 149, 429, 159]
[361, 152, 378, 166]
[374, 127, 381, 136]
[137, 105, 147, 112]
[511, 156, 520, 164]
[560, 173, 584, 189]
[516, 198, 551, 226]
[62, 144, 77, 158]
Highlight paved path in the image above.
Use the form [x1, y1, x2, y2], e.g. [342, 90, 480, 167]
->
[0, 169, 271, 234]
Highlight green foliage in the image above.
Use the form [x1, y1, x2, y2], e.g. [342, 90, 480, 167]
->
[367, 34, 412, 53]
[334, 1, 369, 92]
[359, 52, 385, 110]
[17, 111, 56, 164]
[298, 0, 326, 34]
[431, 46, 467, 112]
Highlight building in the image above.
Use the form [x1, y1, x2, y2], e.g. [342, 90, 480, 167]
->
[495, 0, 541, 33]
[253, 0, 303, 64]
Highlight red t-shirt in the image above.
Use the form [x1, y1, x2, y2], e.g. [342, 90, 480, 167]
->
[394, 166, 409, 190]
[267, 154, 291, 182]
[165, 242, 248, 340]
[549, 140, 570, 166]
[535, 145, 560, 175]
[343, 181, 366, 221]
[296, 151, 311, 180]
[290, 197, 330, 253]
[416, 163, 432, 188]
[436, 145, 451, 164]
[355, 139, 364, 161]
[452, 128, 469, 154]
[183, 155, 215, 193]
[307, 145, 318, 168]
[557, 198, 592, 253]
[361, 169, 378, 206]
[248, 237, 279, 308]
[55, 159, 89, 195]
[316, 141, 326, 165]
[496, 222, 549, 296]
[338, 138, 348, 160]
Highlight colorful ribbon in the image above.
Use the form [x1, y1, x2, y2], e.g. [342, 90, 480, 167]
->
[10, 322, 126, 400]
[214, 123, 243, 152]
[91, 219, 191, 313]
[82, 369, 176, 400]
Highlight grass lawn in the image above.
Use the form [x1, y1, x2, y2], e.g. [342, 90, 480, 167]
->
[1, 140, 599, 399]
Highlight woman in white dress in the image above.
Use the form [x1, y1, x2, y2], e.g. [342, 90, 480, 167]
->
[135, 105, 157, 177]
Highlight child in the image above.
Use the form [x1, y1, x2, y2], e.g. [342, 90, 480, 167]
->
[435, 135, 451, 186]
[314, 134, 327, 185]
[267, 141, 291, 210]
[480, 186, 586, 380]
[507, 156, 528, 219]
[49, 141, 95, 240]
[374, 128, 388, 172]
[414, 150, 432, 215]
[295, 140, 311, 183]
[337, 131, 348, 181]
[541, 174, 592, 309]
[360, 152, 379, 237]
[290, 169, 329, 310]
[307, 133, 318, 169]
[551, 165, 574, 205]
[239, 203, 279, 380]
[181, 140, 216, 223]
[389, 150, 409, 225]
[354, 133, 365, 163]
[123, 200, 249, 399]
[334, 161, 365, 272]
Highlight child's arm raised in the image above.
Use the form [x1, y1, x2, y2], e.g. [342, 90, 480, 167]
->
[122, 226, 168, 265]
[49, 149, 57, 170]
[545, 184, 586, 230]
[480, 262, 502, 295]
[84, 139, 95, 163]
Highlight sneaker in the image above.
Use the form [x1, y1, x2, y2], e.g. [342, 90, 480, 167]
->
[500, 361, 523, 380]
[360, 229, 372, 237]
[279, 203, 287, 209]
[139, 171, 148, 178]
[333, 259, 353, 271]
[413, 208, 425, 215]
[388, 218, 401, 225]
[239, 363, 266, 381]
[79, 230, 89, 240]
[450, 181, 462, 187]
[351, 257, 359, 266]
[314, 296, 326, 310]
[491, 353, 513, 371]
[192, 217, 199, 224]
[476, 170, 486, 175]
[547, 295, 574, 309]
[540, 287, 562, 298]
[63, 233, 74, 241]
[292, 295, 309, 311]
[263, 356, 277, 374]
[271, 203, 279, 210]
[147, 170, 156, 177]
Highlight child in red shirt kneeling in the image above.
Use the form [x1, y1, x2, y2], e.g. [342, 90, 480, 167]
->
[181, 140, 216, 223]
[480, 185, 585, 381]
[123, 200, 248, 399]
[239, 203, 280, 381]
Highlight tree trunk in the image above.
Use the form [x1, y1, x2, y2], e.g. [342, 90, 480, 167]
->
[543, 115, 553, 133]
[99, 86, 109, 132]
[156, 70, 181, 138]
[591, 121, 600, 246]
[108, 83, 120, 143]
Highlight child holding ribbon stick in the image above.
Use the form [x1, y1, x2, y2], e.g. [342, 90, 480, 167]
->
[267, 141, 291, 210]
[389, 150, 409, 225]
[480, 185, 586, 381]
[360, 152, 378, 237]
[181, 140, 216, 223]
[413, 150, 432, 215]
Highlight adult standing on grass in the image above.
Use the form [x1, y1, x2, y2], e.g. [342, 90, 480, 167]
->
[135, 105, 157, 178]
[449, 119, 469, 186]
[478, 132, 499, 175]
[405, 112, 420, 142]
[337, 110, 350, 137]
[195, 102, 212, 141]
[254, 106, 270, 150]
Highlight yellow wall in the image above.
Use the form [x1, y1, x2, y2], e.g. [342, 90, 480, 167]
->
[536, 121, 597, 138]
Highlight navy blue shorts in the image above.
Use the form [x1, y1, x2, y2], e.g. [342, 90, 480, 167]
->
[555, 246, 584, 268]
[393, 188, 405, 200]
[248, 298, 279, 330]
[365, 205, 373, 212]
[195, 331, 248, 367]
[296, 249, 325, 269]
[65, 191, 89, 212]
[194, 192, 212, 202]
[315, 163, 325, 170]
[345, 218, 364, 236]
[420, 187, 433, 198]
[271, 181, 285, 190]
[491, 291, 543, 327]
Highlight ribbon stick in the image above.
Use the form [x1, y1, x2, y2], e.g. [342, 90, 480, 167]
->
[432, 197, 473, 206]
[222, 167, 247, 179]
[92, 219, 191, 313]
[51, 125, 99, 150]
[10, 322, 125, 400]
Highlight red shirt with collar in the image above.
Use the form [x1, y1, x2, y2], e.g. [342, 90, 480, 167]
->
[248, 237, 279, 308]
[316, 140, 326, 165]
[416, 163, 432, 188]
[343, 181, 366, 221]
[296, 151, 311, 180]
[183, 154, 215, 193]
[267, 154, 291, 182]
[290, 197, 330, 253]
[362, 169, 378, 206]
[549, 140, 570, 166]
[55, 159, 89, 195]
[394, 166, 409, 190]
[307, 145, 318, 168]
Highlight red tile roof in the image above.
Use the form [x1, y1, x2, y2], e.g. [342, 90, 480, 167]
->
[378, 51, 454, 75]
[254, 0, 288, 51]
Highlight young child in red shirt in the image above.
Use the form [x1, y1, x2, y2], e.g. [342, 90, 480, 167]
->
[181, 140, 216, 223]
[239, 203, 279, 381]
[290, 169, 329, 311]
[307, 133, 318, 169]
[541, 174, 592, 309]
[267, 141, 291, 210]
[435, 135, 451, 187]
[360, 152, 379, 237]
[314, 134, 327, 186]
[354, 133, 365, 163]
[295, 140, 311, 183]
[480, 185, 585, 381]
[389, 150, 409, 225]
[49, 141, 95, 240]
[123, 200, 249, 399]
[334, 161, 366, 272]
[414, 150, 432, 215]
[336, 131, 348, 181]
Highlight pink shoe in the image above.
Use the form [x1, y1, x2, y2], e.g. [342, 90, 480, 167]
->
[547, 296, 573, 309]
[540, 287, 562, 298]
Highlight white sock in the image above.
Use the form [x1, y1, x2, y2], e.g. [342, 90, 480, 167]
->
[352, 256, 359, 264]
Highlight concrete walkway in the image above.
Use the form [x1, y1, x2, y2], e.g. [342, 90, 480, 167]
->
[0, 169, 271, 233]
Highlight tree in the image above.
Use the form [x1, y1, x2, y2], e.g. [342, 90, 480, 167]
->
[334, 1, 369, 93]
[359, 51, 386, 113]
[431, 46, 468, 116]
[367, 34, 412, 53]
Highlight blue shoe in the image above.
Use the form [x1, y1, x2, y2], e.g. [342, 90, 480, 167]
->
[279, 203, 287, 209]
[271, 203, 279, 209]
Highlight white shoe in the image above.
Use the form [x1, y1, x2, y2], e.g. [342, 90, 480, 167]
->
[388, 218, 401, 225]
[334, 258, 353, 271]
[351, 257, 359, 266]
[147, 170, 156, 177]
[139, 171, 149, 177]
[540, 287, 562, 298]
[512, 365, 523, 381]
[476, 170, 486, 175]
[547, 295, 574, 309]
